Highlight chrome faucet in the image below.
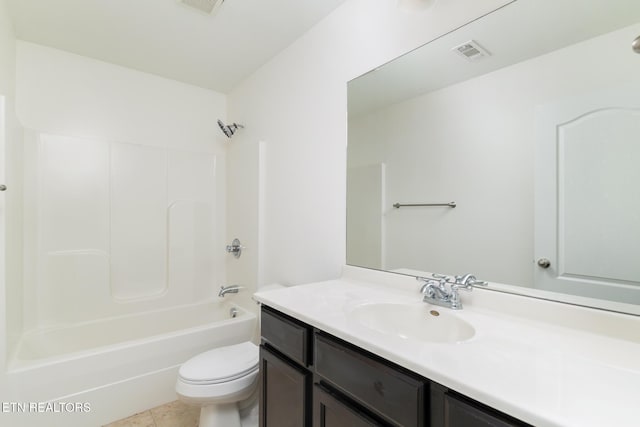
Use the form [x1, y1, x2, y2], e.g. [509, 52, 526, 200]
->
[218, 285, 244, 298]
[418, 273, 487, 310]
[454, 273, 476, 286]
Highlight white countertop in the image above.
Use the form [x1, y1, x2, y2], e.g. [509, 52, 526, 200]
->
[254, 267, 640, 427]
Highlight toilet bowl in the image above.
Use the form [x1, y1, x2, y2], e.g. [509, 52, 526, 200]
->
[176, 341, 259, 427]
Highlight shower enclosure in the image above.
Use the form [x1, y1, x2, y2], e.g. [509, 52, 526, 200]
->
[0, 41, 243, 426]
[2, 127, 246, 426]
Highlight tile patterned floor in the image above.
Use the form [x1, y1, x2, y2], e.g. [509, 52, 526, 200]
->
[104, 400, 199, 427]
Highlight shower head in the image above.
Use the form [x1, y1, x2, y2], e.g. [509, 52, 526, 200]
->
[217, 119, 245, 138]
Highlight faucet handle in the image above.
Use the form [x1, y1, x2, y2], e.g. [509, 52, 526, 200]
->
[432, 273, 452, 282]
[454, 273, 474, 284]
[454, 274, 488, 287]
[416, 276, 436, 293]
[226, 238, 245, 258]
[468, 278, 488, 287]
[451, 276, 488, 292]
[450, 282, 473, 292]
[432, 273, 453, 291]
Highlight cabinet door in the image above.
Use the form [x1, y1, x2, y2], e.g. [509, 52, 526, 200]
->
[260, 345, 311, 427]
[313, 385, 385, 427]
[444, 394, 529, 427]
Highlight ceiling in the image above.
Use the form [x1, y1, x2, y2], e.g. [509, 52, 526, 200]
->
[7, 0, 347, 93]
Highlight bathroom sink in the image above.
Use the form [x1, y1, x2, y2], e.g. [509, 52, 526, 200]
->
[349, 303, 475, 343]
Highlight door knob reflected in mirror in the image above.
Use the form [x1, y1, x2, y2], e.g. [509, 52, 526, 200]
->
[633, 35, 640, 54]
[537, 258, 551, 269]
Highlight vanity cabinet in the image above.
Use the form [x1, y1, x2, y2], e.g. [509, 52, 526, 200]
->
[260, 306, 313, 427]
[260, 345, 310, 426]
[259, 305, 530, 427]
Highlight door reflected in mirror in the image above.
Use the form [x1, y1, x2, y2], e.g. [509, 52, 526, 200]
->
[346, 0, 640, 313]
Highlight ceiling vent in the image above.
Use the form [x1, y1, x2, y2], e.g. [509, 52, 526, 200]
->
[452, 40, 491, 62]
[178, 0, 225, 15]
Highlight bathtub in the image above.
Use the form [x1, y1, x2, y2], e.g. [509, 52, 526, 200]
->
[5, 300, 257, 426]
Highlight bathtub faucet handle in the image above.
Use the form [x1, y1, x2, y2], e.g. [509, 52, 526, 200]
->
[218, 285, 244, 298]
[226, 238, 245, 258]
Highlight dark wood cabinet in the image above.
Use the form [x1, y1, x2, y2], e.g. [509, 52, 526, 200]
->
[259, 345, 311, 427]
[443, 393, 529, 427]
[259, 305, 531, 427]
[261, 305, 311, 366]
[313, 384, 385, 427]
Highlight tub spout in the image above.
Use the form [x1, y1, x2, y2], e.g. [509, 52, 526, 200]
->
[218, 285, 244, 298]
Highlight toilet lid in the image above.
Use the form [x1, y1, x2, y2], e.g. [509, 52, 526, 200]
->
[178, 342, 259, 385]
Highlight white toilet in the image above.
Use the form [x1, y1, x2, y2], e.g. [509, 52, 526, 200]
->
[176, 341, 260, 427]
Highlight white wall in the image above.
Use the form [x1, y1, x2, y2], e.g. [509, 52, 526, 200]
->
[15, 42, 229, 329]
[349, 79, 533, 286]
[346, 163, 385, 269]
[225, 137, 264, 312]
[16, 41, 227, 153]
[227, 0, 512, 288]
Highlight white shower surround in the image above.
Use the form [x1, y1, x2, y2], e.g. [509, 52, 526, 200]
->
[23, 130, 221, 325]
[1, 40, 238, 426]
[12, 42, 229, 317]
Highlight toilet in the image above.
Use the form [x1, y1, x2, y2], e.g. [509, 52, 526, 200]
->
[176, 341, 259, 427]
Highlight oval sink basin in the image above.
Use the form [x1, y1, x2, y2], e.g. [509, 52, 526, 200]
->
[349, 303, 475, 343]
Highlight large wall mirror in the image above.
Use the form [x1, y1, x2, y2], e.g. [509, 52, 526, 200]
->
[347, 0, 640, 314]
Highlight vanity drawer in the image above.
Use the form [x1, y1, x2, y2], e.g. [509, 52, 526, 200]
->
[261, 305, 312, 367]
[443, 393, 531, 427]
[314, 332, 426, 427]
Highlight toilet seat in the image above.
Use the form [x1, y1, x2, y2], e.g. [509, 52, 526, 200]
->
[178, 342, 259, 385]
[180, 365, 258, 385]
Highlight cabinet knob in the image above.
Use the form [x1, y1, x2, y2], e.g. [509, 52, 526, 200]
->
[0, 185, 6, 191]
